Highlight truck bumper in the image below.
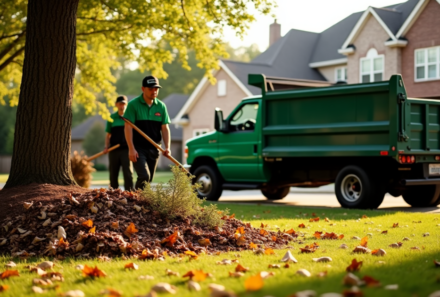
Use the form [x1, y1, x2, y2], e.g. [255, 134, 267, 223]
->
[401, 178, 440, 186]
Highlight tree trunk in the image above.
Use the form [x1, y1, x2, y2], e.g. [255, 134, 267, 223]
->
[4, 0, 80, 188]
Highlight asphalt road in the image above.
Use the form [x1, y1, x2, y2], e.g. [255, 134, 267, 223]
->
[217, 185, 440, 213]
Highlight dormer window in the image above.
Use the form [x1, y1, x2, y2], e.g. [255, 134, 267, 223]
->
[360, 48, 384, 83]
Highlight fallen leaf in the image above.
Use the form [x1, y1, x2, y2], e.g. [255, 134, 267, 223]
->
[4, 261, 16, 268]
[184, 251, 198, 260]
[264, 248, 275, 255]
[268, 264, 281, 268]
[286, 229, 296, 235]
[0, 285, 9, 292]
[235, 264, 249, 272]
[280, 250, 298, 263]
[360, 236, 368, 247]
[300, 242, 319, 253]
[389, 242, 403, 248]
[138, 275, 154, 280]
[81, 219, 93, 228]
[216, 259, 232, 265]
[314, 231, 323, 239]
[0, 270, 19, 279]
[82, 265, 106, 278]
[260, 229, 269, 236]
[296, 269, 311, 277]
[165, 269, 179, 276]
[313, 257, 332, 262]
[352, 246, 370, 254]
[111, 221, 119, 229]
[343, 273, 362, 286]
[37, 261, 54, 271]
[309, 217, 320, 222]
[434, 260, 440, 267]
[124, 222, 139, 238]
[32, 286, 45, 294]
[271, 235, 277, 242]
[298, 223, 306, 228]
[60, 290, 85, 297]
[381, 230, 388, 234]
[229, 271, 245, 278]
[244, 274, 264, 291]
[235, 227, 245, 234]
[30, 267, 46, 276]
[392, 223, 399, 228]
[198, 238, 211, 246]
[346, 259, 363, 272]
[124, 263, 138, 270]
[362, 215, 368, 219]
[187, 280, 201, 291]
[342, 286, 363, 297]
[317, 271, 328, 277]
[151, 282, 177, 294]
[183, 270, 208, 282]
[161, 231, 179, 247]
[362, 275, 381, 287]
[249, 242, 257, 249]
[99, 288, 122, 297]
[259, 271, 275, 279]
[371, 249, 386, 256]
[89, 226, 96, 234]
[325, 218, 330, 222]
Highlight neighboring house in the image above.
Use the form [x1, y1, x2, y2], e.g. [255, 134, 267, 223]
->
[173, 0, 440, 162]
[70, 94, 189, 170]
[157, 94, 189, 170]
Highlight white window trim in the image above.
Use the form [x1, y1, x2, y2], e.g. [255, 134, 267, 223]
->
[414, 46, 440, 82]
[217, 79, 227, 97]
[335, 67, 347, 82]
[193, 128, 209, 138]
[360, 50, 385, 83]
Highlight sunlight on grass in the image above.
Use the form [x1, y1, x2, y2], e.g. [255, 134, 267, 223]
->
[0, 204, 439, 296]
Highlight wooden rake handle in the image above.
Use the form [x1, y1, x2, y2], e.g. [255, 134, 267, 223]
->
[120, 116, 190, 175]
[86, 144, 120, 162]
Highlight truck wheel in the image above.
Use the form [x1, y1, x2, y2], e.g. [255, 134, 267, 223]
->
[402, 185, 440, 207]
[261, 187, 290, 200]
[193, 165, 223, 201]
[335, 166, 385, 209]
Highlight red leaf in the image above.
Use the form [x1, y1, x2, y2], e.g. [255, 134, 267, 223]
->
[161, 231, 179, 247]
[346, 259, 363, 272]
[362, 275, 381, 287]
[0, 270, 19, 279]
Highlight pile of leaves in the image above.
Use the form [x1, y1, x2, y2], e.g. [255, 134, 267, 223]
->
[0, 188, 294, 259]
[70, 151, 95, 188]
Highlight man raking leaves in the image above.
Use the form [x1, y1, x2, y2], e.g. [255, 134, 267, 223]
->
[123, 76, 172, 189]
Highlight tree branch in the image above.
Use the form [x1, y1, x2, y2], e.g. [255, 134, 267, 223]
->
[180, 0, 191, 28]
[77, 26, 133, 36]
[0, 46, 25, 72]
[0, 30, 26, 62]
[205, 0, 220, 23]
[0, 30, 26, 41]
[77, 16, 126, 23]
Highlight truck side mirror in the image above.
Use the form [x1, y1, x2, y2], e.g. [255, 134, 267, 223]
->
[214, 108, 224, 131]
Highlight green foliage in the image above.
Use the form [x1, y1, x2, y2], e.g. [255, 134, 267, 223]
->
[93, 163, 107, 171]
[82, 121, 105, 156]
[140, 165, 225, 228]
[0, 104, 17, 154]
[0, 0, 275, 119]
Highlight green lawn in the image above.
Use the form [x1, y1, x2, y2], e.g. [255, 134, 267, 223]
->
[0, 171, 174, 186]
[1, 204, 439, 296]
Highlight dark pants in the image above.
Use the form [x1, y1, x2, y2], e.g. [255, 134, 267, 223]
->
[133, 147, 160, 190]
[108, 148, 133, 190]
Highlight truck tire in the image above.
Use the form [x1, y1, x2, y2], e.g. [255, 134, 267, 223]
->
[335, 166, 385, 209]
[402, 185, 440, 207]
[193, 165, 223, 201]
[261, 187, 290, 200]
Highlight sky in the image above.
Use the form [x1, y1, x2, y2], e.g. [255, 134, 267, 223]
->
[225, 0, 404, 51]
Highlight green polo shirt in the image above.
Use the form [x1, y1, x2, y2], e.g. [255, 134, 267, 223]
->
[124, 94, 170, 149]
[105, 112, 127, 149]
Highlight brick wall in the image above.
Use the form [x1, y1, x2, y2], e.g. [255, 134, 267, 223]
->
[182, 68, 248, 162]
[401, 0, 440, 98]
[347, 15, 402, 84]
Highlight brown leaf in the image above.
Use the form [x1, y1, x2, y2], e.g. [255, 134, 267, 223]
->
[325, 217, 330, 222]
[313, 231, 322, 239]
[260, 229, 268, 236]
[346, 259, 363, 272]
[244, 274, 264, 291]
[0, 270, 19, 279]
[198, 238, 211, 246]
[0, 285, 9, 292]
[81, 219, 93, 228]
[298, 223, 306, 228]
[249, 242, 257, 249]
[381, 230, 388, 234]
[361, 215, 368, 219]
[124, 222, 139, 238]
[271, 236, 277, 242]
[392, 223, 399, 228]
[235, 264, 249, 272]
[285, 229, 296, 235]
[260, 223, 267, 228]
[300, 242, 319, 253]
[434, 260, 440, 267]
[99, 288, 122, 297]
[124, 263, 138, 270]
[235, 227, 245, 234]
[342, 287, 363, 297]
[184, 251, 198, 260]
[111, 221, 119, 229]
[82, 265, 106, 278]
[362, 275, 381, 287]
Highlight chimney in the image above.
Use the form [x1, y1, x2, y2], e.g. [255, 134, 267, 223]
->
[269, 19, 281, 46]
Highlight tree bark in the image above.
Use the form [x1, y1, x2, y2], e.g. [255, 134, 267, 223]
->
[4, 0, 80, 188]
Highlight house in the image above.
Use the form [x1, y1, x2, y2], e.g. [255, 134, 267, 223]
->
[173, 0, 440, 162]
[71, 94, 189, 170]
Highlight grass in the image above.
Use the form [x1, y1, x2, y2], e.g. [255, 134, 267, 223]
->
[1, 204, 440, 296]
[0, 171, 174, 186]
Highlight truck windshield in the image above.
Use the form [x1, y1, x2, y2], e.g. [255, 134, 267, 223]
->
[230, 103, 259, 131]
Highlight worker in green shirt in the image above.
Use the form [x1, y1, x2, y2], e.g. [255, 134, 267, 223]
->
[124, 76, 171, 189]
[104, 95, 133, 190]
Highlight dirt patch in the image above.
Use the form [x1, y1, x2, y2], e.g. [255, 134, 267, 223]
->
[0, 183, 89, 219]
[0, 188, 296, 259]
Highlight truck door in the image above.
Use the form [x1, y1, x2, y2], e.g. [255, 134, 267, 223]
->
[217, 102, 265, 181]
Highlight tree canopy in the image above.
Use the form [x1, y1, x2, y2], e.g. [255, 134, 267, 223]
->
[0, 0, 275, 119]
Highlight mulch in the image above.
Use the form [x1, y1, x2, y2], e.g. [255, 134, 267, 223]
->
[0, 185, 296, 259]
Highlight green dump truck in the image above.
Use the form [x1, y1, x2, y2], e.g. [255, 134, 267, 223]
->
[185, 74, 440, 209]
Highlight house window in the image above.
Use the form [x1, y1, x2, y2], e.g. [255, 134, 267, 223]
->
[360, 48, 384, 83]
[415, 46, 440, 81]
[217, 80, 227, 97]
[193, 129, 209, 137]
[335, 67, 347, 82]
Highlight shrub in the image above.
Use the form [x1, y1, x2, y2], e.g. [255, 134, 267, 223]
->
[140, 165, 226, 228]
[71, 151, 95, 188]
[93, 163, 107, 171]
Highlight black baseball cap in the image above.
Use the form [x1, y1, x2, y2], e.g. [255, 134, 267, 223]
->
[142, 75, 162, 88]
[116, 95, 128, 104]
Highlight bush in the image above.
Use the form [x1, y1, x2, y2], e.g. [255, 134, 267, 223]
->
[82, 120, 105, 156]
[71, 151, 95, 188]
[93, 163, 107, 171]
[140, 165, 227, 228]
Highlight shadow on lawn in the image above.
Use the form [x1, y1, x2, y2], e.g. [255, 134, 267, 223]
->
[235, 249, 440, 297]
